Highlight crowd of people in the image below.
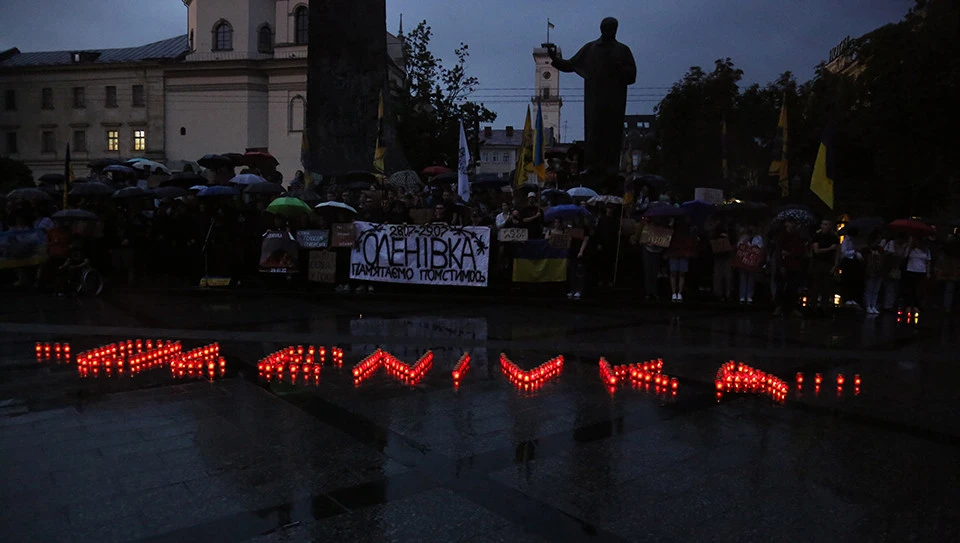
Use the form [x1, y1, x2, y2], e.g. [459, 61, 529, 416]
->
[3, 163, 959, 316]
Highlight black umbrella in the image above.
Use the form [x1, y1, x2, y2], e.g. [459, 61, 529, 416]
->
[287, 189, 322, 206]
[839, 216, 885, 237]
[39, 173, 66, 185]
[7, 187, 52, 201]
[112, 187, 150, 199]
[541, 188, 573, 206]
[52, 209, 99, 222]
[631, 174, 669, 191]
[161, 172, 207, 189]
[341, 180, 374, 191]
[222, 153, 246, 167]
[87, 158, 125, 170]
[69, 182, 114, 197]
[245, 182, 285, 195]
[153, 186, 189, 199]
[715, 201, 769, 215]
[428, 172, 458, 186]
[197, 154, 232, 169]
[471, 173, 509, 188]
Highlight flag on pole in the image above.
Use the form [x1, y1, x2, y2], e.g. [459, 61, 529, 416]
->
[769, 96, 789, 196]
[533, 99, 546, 181]
[457, 120, 471, 203]
[810, 126, 835, 209]
[721, 116, 728, 181]
[373, 91, 385, 174]
[547, 20, 555, 30]
[63, 143, 73, 209]
[514, 106, 534, 187]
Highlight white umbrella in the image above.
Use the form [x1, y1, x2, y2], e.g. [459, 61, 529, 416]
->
[315, 201, 358, 214]
[229, 173, 267, 186]
[587, 195, 624, 205]
[129, 160, 171, 174]
[567, 186, 598, 198]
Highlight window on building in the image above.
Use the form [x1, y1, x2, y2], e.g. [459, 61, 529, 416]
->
[41, 88, 53, 109]
[213, 20, 233, 51]
[492, 153, 499, 163]
[289, 96, 305, 132]
[5, 132, 17, 154]
[133, 129, 146, 151]
[481, 153, 488, 162]
[503, 153, 510, 163]
[105, 86, 117, 108]
[294, 6, 309, 45]
[41, 131, 55, 153]
[132, 85, 144, 107]
[542, 87, 551, 100]
[73, 87, 85, 108]
[73, 130, 87, 152]
[106, 130, 119, 151]
[258, 25, 273, 53]
[3, 89, 14, 111]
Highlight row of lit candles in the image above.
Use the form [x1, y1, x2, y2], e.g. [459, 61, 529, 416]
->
[77, 341, 183, 377]
[171, 343, 225, 379]
[382, 351, 434, 385]
[451, 354, 471, 382]
[35, 342, 71, 361]
[599, 358, 678, 392]
[499, 354, 564, 387]
[256, 345, 345, 374]
[795, 371, 861, 397]
[715, 361, 789, 403]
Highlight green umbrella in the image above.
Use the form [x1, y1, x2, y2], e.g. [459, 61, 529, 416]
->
[266, 197, 312, 218]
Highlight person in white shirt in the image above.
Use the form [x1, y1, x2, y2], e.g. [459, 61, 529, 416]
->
[495, 203, 512, 229]
[737, 226, 763, 304]
[902, 236, 931, 314]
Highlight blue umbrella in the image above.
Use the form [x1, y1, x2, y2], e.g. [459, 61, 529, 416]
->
[545, 204, 591, 223]
[567, 186, 599, 199]
[643, 203, 685, 218]
[197, 185, 240, 198]
[680, 200, 716, 225]
[103, 164, 135, 174]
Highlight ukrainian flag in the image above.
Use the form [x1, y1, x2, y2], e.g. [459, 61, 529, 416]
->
[512, 240, 568, 283]
[810, 126, 835, 209]
[534, 100, 546, 181]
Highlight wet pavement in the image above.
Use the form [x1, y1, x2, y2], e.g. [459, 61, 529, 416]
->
[1, 288, 959, 542]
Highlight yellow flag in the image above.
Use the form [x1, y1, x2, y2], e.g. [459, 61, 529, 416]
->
[769, 98, 788, 196]
[810, 140, 834, 209]
[514, 106, 534, 187]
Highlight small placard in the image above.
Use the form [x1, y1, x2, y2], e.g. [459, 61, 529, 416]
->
[296, 229, 330, 249]
[308, 250, 337, 283]
[498, 228, 529, 243]
[331, 223, 356, 248]
[639, 225, 673, 248]
[548, 233, 572, 250]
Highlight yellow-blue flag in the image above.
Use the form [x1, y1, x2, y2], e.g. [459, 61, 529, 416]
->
[769, 97, 788, 196]
[514, 106, 534, 187]
[534, 100, 546, 181]
[810, 127, 835, 209]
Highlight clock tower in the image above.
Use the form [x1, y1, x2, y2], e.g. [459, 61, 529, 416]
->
[533, 44, 562, 145]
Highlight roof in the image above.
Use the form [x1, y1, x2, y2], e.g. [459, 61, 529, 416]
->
[482, 128, 524, 148]
[0, 35, 189, 68]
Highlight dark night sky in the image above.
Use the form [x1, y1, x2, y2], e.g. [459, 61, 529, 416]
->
[0, 0, 911, 140]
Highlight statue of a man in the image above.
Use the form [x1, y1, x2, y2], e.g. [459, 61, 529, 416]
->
[548, 18, 636, 175]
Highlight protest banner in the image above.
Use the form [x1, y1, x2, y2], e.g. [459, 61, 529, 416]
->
[297, 229, 330, 249]
[259, 230, 299, 274]
[638, 225, 673, 248]
[308, 250, 337, 283]
[331, 223, 356, 248]
[498, 228, 528, 243]
[349, 222, 490, 287]
[0, 228, 48, 269]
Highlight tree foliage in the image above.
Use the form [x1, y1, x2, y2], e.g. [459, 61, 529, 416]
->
[0, 157, 34, 194]
[394, 21, 497, 172]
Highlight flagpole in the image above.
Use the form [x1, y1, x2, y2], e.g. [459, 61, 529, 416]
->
[547, 19, 551, 43]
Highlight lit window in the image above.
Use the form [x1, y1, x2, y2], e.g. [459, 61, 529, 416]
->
[41, 88, 53, 110]
[133, 130, 146, 151]
[73, 130, 87, 152]
[106, 130, 119, 151]
[41, 131, 55, 153]
[294, 6, 308, 45]
[213, 21, 233, 51]
[258, 25, 273, 53]
[105, 86, 117, 107]
[132, 85, 144, 107]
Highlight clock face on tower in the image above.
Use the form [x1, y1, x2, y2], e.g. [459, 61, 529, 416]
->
[542, 72, 552, 80]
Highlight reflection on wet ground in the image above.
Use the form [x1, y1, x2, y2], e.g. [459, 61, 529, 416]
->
[1, 289, 959, 541]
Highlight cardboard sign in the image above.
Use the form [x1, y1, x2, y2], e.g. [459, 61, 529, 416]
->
[259, 230, 300, 274]
[498, 228, 529, 242]
[296, 229, 330, 249]
[639, 225, 673, 248]
[710, 237, 733, 254]
[548, 233, 572, 250]
[733, 243, 766, 272]
[308, 250, 337, 283]
[694, 187, 724, 204]
[331, 223, 356, 248]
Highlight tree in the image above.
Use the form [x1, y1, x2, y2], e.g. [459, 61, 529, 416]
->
[0, 157, 34, 194]
[394, 21, 497, 173]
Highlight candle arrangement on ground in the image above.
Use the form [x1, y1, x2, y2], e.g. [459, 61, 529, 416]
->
[598, 357, 678, 398]
[74, 340, 184, 378]
[35, 342, 71, 363]
[171, 343, 224, 381]
[382, 351, 434, 386]
[715, 361, 788, 403]
[451, 353, 471, 384]
[795, 371, 861, 397]
[500, 354, 563, 391]
[256, 345, 338, 384]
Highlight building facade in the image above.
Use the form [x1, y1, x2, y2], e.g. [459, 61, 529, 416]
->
[0, 0, 403, 180]
[478, 126, 521, 179]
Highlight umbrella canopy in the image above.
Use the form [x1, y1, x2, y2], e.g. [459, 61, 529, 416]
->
[315, 201, 358, 214]
[241, 151, 279, 169]
[587, 195, 624, 206]
[52, 209, 99, 222]
[427, 172, 457, 186]
[545, 204, 591, 223]
[129, 160, 170, 174]
[244, 182, 284, 195]
[197, 154, 233, 170]
[680, 200, 717, 225]
[87, 158, 125, 170]
[189, 185, 207, 192]
[341, 180, 375, 191]
[7, 187, 52, 201]
[631, 174, 669, 191]
[38, 173, 66, 184]
[153, 186, 189, 199]
[229, 173, 267, 186]
[714, 201, 769, 215]
[103, 164, 135, 174]
[288, 189, 322, 206]
[388, 170, 422, 193]
[422, 165, 453, 177]
[541, 189, 574, 206]
[69, 182, 114, 197]
[839, 216, 885, 237]
[888, 219, 935, 236]
[162, 172, 207, 189]
[567, 186, 599, 199]
[773, 207, 818, 226]
[471, 173, 509, 188]
[644, 203, 686, 218]
[266, 197, 313, 218]
[197, 185, 240, 198]
[112, 187, 150, 199]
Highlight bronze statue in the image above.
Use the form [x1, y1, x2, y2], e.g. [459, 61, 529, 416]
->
[548, 18, 636, 175]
